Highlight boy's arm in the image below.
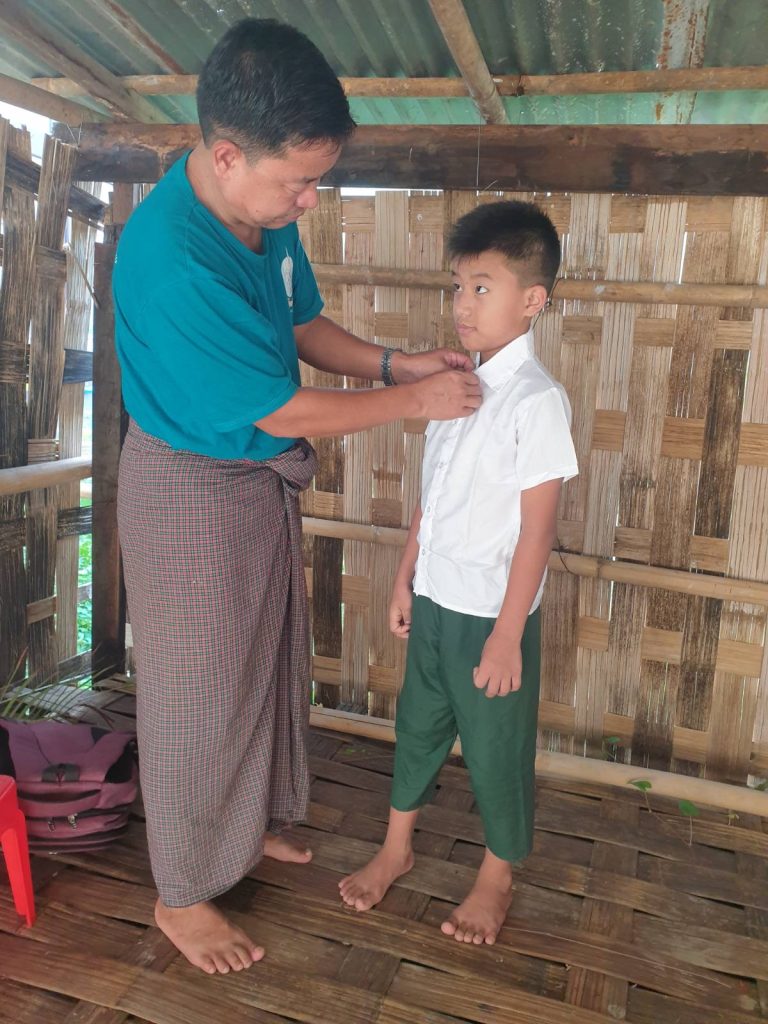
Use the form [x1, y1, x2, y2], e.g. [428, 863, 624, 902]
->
[390, 502, 422, 638]
[473, 478, 562, 697]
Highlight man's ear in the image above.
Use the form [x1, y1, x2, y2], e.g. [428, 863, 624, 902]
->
[211, 139, 243, 179]
[526, 283, 549, 316]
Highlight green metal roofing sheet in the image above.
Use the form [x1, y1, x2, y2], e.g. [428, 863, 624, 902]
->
[0, 0, 767, 124]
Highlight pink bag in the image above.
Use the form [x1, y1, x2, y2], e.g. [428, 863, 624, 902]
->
[0, 719, 138, 852]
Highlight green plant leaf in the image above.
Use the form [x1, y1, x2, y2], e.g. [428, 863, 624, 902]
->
[604, 736, 621, 746]
[678, 799, 701, 817]
[629, 779, 652, 792]
[752, 780, 768, 792]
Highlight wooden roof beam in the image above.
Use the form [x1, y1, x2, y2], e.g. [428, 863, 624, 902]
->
[426, 0, 508, 123]
[32, 65, 768, 100]
[0, 0, 168, 123]
[0, 73, 109, 126]
[60, 122, 768, 197]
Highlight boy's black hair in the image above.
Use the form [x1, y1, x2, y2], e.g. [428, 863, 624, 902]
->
[447, 200, 561, 293]
[197, 19, 356, 159]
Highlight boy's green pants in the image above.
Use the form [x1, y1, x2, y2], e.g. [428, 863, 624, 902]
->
[391, 595, 541, 862]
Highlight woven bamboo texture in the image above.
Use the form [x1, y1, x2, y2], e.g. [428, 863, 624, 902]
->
[0, 121, 96, 687]
[297, 189, 768, 785]
[2, 722, 767, 1024]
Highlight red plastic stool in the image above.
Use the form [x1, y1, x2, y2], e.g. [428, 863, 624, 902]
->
[0, 775, 35, 926]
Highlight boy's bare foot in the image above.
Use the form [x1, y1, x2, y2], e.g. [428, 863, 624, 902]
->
[441, 849, 513, 945]
[263, 832, 312, 864]
[339, 846, 415, 911]
[155, 898, 264, 975]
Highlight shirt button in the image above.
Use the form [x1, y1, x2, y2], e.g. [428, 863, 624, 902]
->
[425, 505, 432, 513]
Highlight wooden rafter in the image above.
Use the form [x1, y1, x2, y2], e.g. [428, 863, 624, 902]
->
[100, 0, 185, 74]
[426, 0, 508, 123]
[59, 122, 768, 197]
[31, 65, 768, 101]
[0, 73, 109, 126]
[0, 0, 167, 123]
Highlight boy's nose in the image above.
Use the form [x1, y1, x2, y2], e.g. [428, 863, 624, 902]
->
[454, 296, 471, 319]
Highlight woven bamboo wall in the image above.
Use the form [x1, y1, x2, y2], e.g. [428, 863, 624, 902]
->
[298, 188, 768, 785]
[0, 122, 97, 688]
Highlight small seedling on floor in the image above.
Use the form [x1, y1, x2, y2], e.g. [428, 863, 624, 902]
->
[678, 799, 700, 844]
[628, 779, 654, 816]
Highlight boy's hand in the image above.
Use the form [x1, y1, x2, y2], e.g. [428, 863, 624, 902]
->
[389, 581, 413, 638]
[473, 630, 522, 698]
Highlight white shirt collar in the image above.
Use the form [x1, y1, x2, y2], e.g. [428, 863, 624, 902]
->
[474, 330, 534, 391]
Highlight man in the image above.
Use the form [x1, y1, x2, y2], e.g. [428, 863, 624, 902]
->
[113, 18, 481, 975]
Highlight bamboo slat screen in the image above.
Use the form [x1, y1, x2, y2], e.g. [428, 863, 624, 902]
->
[298, 188, 768, 785]
[0, 122, 97, 688]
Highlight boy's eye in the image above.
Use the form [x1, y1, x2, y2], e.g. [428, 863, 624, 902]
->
[475, 285, 488, 294]
[452, 282, 462, 292]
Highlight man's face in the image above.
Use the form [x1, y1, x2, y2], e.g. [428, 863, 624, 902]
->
[216, 139, 342, 229]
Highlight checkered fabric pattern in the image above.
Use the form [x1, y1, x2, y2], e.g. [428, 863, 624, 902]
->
[117, 421, 317, 906]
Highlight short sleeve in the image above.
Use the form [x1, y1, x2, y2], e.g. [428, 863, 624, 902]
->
[515, 387, 579, 490]
[138, 275, 298, 433]
[290, 232, 324, 326]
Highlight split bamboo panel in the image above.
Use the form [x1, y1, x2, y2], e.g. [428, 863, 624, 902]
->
[299, 189, 768, 784]
[0, 122, 95, 687]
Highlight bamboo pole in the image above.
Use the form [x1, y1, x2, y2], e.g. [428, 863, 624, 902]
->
[0, 456, 91, 497]
[426, 0, 508, 124]
[301, 516, 768, 605]
[0, 74, 109, 125]
[32, 65, 768, 99]
[313, 263, 768, 308]
[309, 706, 768, 816]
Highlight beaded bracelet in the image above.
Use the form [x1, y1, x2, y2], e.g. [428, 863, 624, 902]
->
[381, 346, 401, 387]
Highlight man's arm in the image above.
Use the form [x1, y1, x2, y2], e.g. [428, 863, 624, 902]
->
[473, 478, 562, 698]
[294, 315, 473, 383]
[255, 372, 481, 439]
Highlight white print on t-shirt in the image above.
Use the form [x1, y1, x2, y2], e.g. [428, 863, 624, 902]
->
[281, 253, 294, 309]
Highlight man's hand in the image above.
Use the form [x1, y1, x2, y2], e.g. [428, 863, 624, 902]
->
[392, 348, 474, 383]
[389, 581, 413, 638]
[411, 370, 481, 420]
[473, 630, 522, 698]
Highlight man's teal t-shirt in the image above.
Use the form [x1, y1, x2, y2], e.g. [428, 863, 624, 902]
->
[112, 153, 323, 460]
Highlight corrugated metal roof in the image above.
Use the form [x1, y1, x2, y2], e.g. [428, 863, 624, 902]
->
[1, 0, 767, 124]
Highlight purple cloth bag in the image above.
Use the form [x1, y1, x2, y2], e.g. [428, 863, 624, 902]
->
[0, 719, 138, 851]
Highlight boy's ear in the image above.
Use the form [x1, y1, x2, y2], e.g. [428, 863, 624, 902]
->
[526, 284, 549, 316]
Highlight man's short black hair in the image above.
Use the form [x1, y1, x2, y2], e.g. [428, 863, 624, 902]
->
[197, 18, 356, 158]
[448, 200, 561, 293]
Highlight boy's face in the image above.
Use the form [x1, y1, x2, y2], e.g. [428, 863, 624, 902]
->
[450, 251, 547, 362]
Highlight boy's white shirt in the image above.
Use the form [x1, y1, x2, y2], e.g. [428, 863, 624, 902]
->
[413, 329, 578, 619]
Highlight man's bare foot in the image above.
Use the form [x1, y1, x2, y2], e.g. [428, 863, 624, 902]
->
[155, 898, 264, 974]
[263, 832, 312, 864]
[441, 849, 513, 945]
[338, 846, 415, 911]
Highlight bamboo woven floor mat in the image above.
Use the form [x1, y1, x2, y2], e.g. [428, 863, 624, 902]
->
[1, 727, 767, 1024]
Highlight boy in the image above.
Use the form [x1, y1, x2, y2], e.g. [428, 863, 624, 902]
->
[339, 201, 578, 945]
